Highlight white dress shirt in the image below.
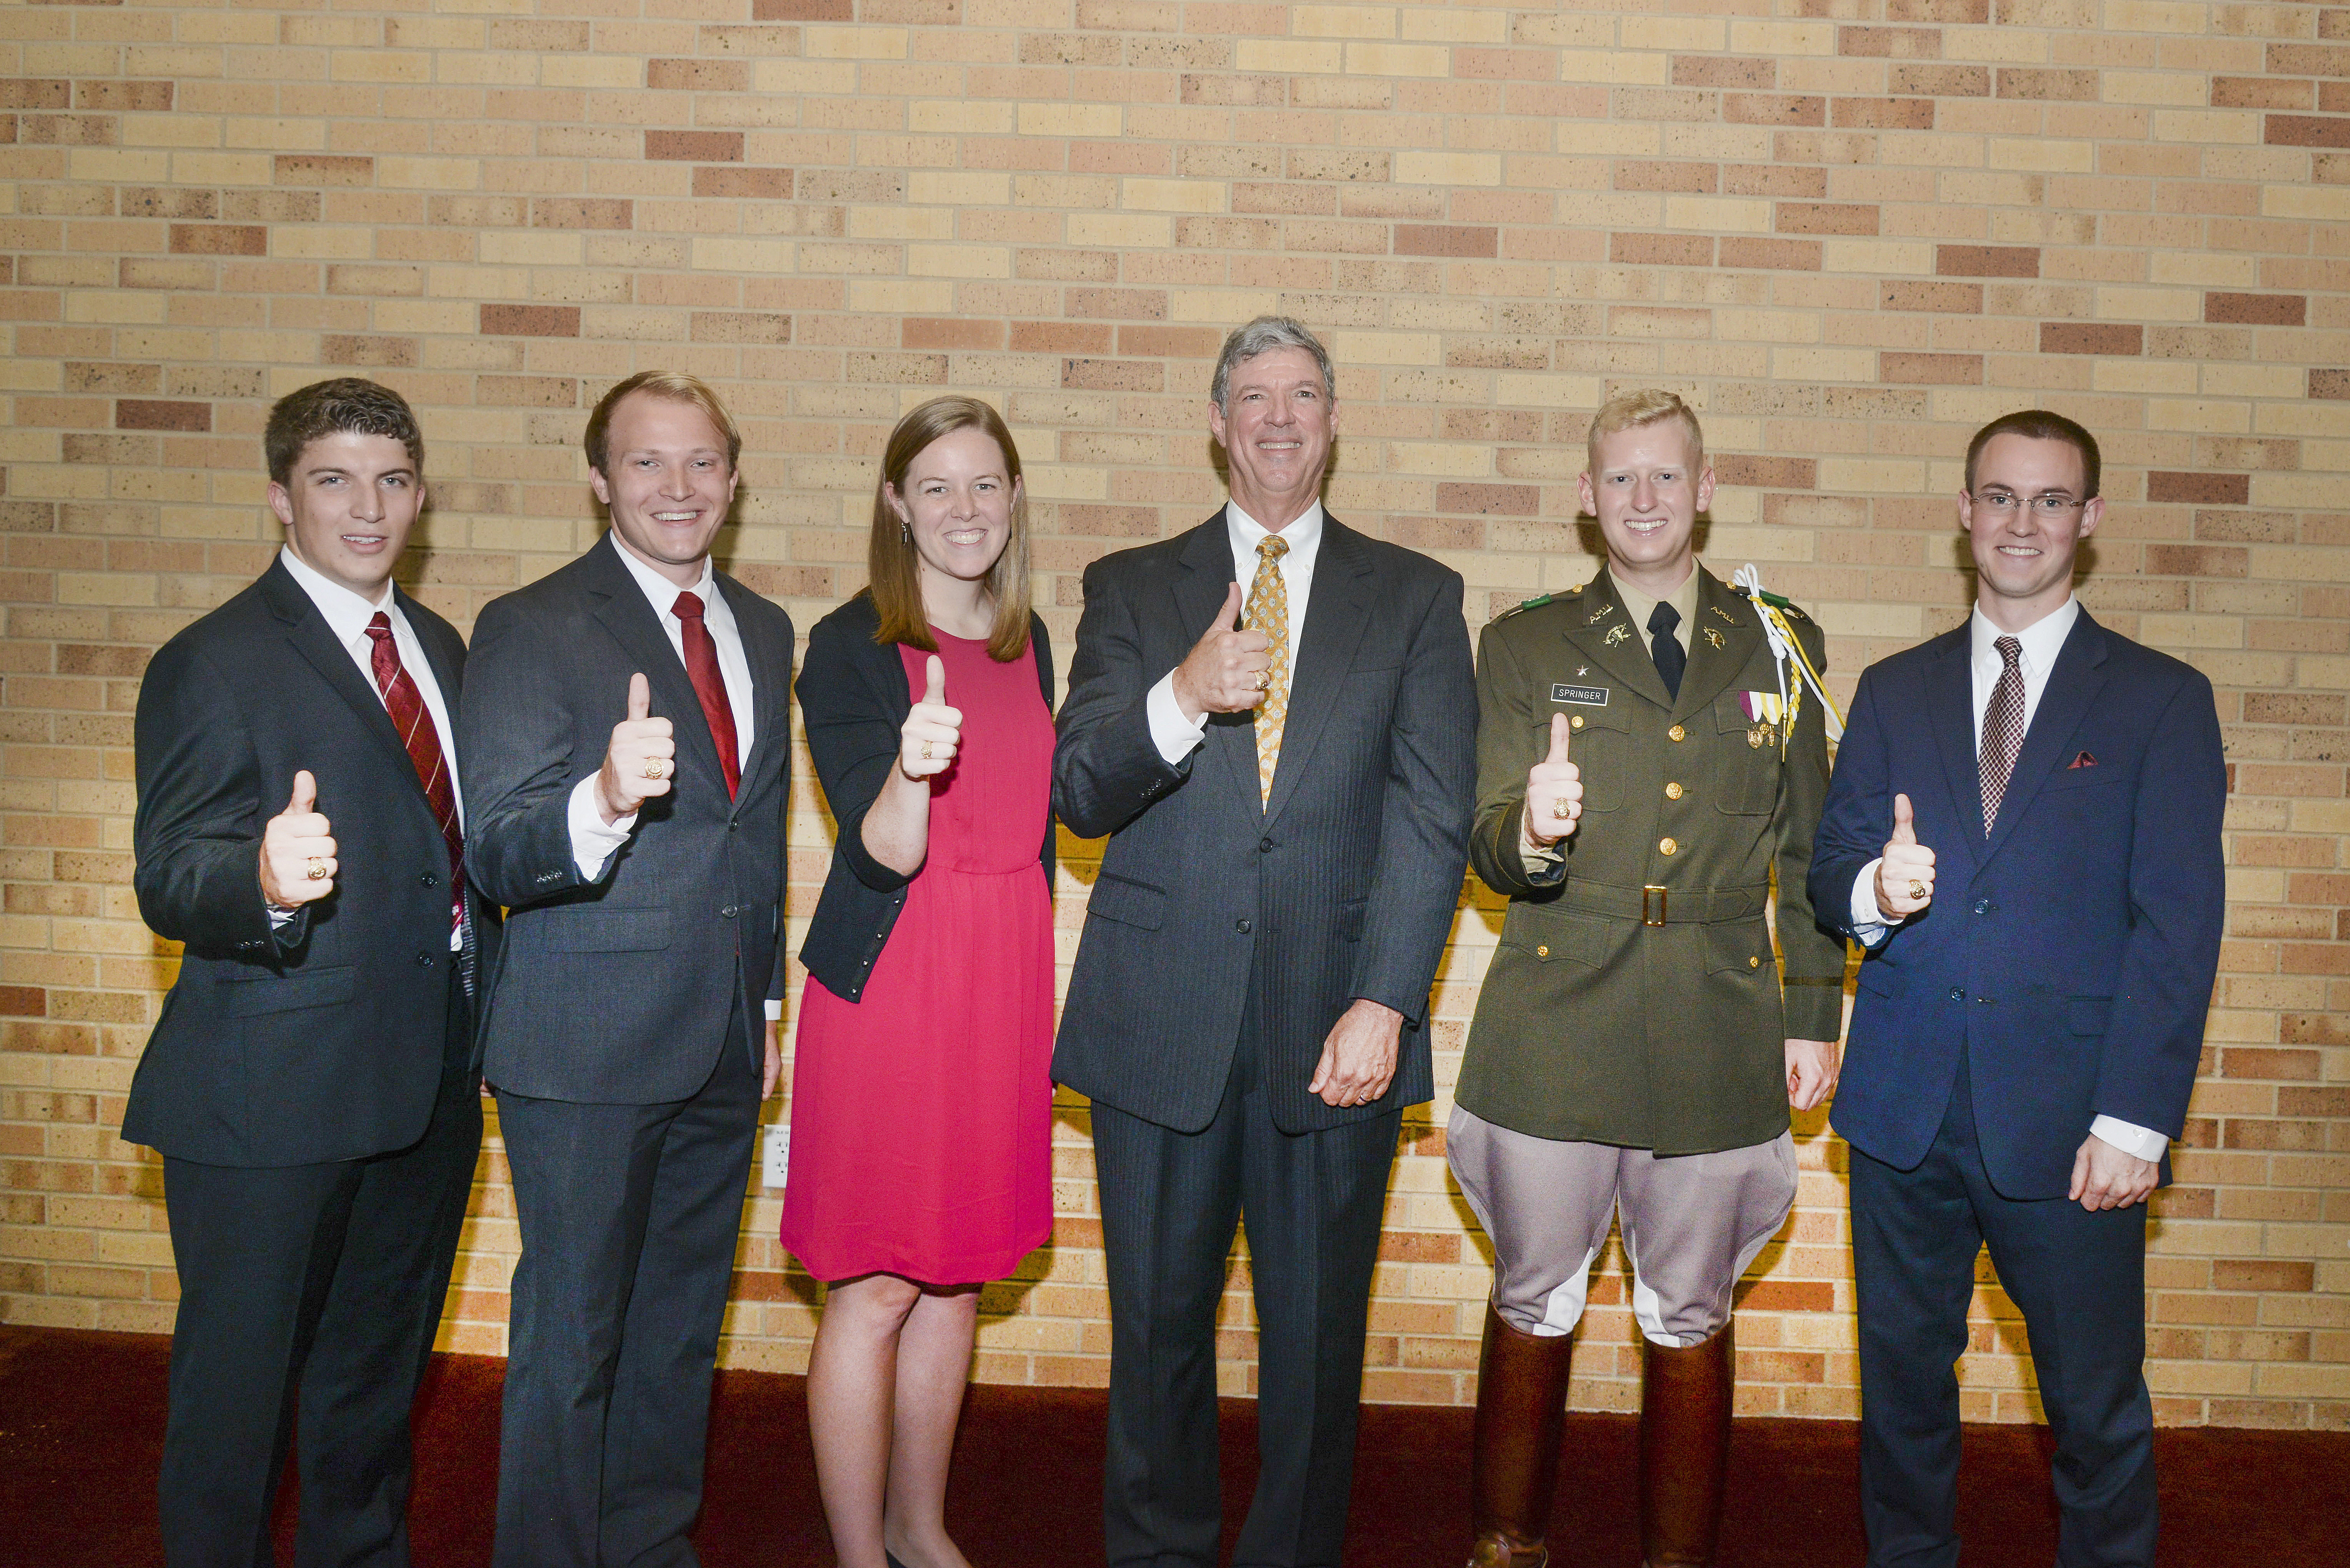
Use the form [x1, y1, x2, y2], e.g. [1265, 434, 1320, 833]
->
[1145, 500, 1326, 764]
[273, 547, 463, 948]
[567, 542, 757, 880]
[1848, 597, 2162, 1162]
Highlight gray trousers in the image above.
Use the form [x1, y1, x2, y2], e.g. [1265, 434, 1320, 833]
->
[1448, 1105, 1795, 1346]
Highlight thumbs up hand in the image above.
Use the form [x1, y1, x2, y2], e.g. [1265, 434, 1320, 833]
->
[259, 770, 338, 908]
[1170, 580, 1274, 721]
[596, 672, 676, 825]
[898, 654, 964, 781]
[1873, 792, 1937, 921]
[1523, 712, 1583, 847]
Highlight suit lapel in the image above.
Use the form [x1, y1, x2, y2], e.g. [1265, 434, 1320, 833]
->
[585, 535, 727, 789]
[1263, 517, 1374, 824]
[263, 561, 430, 799]
[717, 572, 788, 796]
[1169, 512, 1263, 814]
[1670, 570, 1763, 721]
[1912, 628, 1979, 848]
[1561, 568, 1673, 713]
[1980, 611, 2109, 866]
[395, 588, 461, 712]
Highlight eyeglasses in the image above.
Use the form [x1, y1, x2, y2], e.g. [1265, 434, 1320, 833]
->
[1968, 491, 2088, 517]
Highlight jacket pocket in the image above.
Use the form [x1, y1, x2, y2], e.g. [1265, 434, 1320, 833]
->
[1085, 873, 1167, 932]
[1500, 909, 1608, 969]
[1705, 919, 1773, 976]
[1711, 698, 1779, 815]
[224, 964, 357, 1017]
[541, 908, 674, 953]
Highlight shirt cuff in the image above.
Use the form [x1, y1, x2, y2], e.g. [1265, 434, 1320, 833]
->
[267, 904, 295, 929]
[568, 774, 636, 880]
[2090, 1116, 2169, 1163]
[1518, 817, 1564, 875]
[1145, 671, 1209, 766]
[1850, 860, 1890, 949]
[763, 997, 783, 1022]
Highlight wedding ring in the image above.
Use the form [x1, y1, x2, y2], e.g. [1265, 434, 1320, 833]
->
[920, 740, 934, 760]
[643, 759, 665, 780]
[306, 858, 327, 881]
[1908, 879, 1926, 899]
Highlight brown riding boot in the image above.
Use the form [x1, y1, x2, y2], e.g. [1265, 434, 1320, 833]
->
[1464, 1301, 1575, 1568]
[1638, 1322, 1734, 1568]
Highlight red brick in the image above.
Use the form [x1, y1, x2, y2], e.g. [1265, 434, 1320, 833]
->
[1881, 352, 1983, 384]
[1735, 1280, 1835, 1312]
[1010, 321, 1109, 354]
[2214, 77, 2314, 111]
[2311, 369, 2350, 400]
[2206, 292, 2306, 326]
[2267, 115, 2350, 147]
[901, 317, 1000, 350]
[1832, 98, 1936, 129]
[1611, 232, 1713, 266]
[0, 985, 44, 1017]
[644, 130, 742, 162]
[2146, 473, 2250, 507]
[2041, 322, 2143, 356]
[168, 224, 265, 256]
[1116, 324, 1223, 358]
[1714, 455, 1816, 489]
[691, 167, 790, 200]
[1777, 203, 1878, 235]
[2213, 1260, 2316, 1292]
[479, 304, 581, 337]
[115, 400, 209, 432]
[2221, 1047, 2321, 1080]
[1394, 225, 1497, 258]
[0, 79, 69, 110]
[1937, 244, 2039, 278]
[1718, 237, 1822, 271]
[2144, 542, 2248, 575]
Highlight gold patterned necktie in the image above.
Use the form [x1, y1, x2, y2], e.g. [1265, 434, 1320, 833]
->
[1243, 534, 1291, 803]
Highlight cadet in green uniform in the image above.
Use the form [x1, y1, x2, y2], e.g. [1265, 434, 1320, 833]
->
[1450, 391, 1847, 1568]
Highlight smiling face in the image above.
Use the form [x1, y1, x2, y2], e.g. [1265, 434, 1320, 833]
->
[1579, 418, 1714, 597]
[1961, 432, 2103, 631]
[268, 432, 424, 601]
[886, 425, 1021, 593]
[589, 391, 740, 587]
[1207, 346, 1336, 530]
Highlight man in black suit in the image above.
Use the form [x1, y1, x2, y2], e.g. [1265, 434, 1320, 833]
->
[1054, 317, 1478, 1568]
[458, 372, 792, 1568]
[130, 378, 493, 1567]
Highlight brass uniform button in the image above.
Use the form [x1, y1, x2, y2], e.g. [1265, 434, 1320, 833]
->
[1569, 713, 1585, 730]
[1659, 837, 1678, 855]
[1749, 955, 1760, 969]
[1536, 944, 1550, 958]
[1665, 781, 1683, 800]
[1668, 723, 1687, 742]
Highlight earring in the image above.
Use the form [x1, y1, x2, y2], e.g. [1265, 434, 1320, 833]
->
[901, 522, 910, 543]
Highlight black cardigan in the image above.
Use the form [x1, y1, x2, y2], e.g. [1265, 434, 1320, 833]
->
[795, 590, 1056, 1002]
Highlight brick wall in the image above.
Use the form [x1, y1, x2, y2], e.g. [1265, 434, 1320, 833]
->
[1, 0, 2343, 1430]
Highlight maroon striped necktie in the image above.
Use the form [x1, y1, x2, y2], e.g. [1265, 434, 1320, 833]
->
[673, 590, 741, 801]
[365, 612, 464, 936]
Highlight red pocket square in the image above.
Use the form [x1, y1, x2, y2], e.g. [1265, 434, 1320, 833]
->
[2068, 751, 2096, 769]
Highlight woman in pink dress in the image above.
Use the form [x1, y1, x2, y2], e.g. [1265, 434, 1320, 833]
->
[784, 396, 1055, 1568]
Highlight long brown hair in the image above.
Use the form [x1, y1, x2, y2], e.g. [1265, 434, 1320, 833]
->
[866, 396, 1033, 661]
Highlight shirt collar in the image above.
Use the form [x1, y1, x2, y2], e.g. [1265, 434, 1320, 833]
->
[609, 534, 717, 615]
[1970, 595, 2079, 675]
[1225, 497, 1324, 567]
[1607, 558, 1703, 637]
[277, 545, 394, 648]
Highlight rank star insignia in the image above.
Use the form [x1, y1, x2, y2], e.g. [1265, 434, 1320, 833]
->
[1703, 627, 1726, 649]
[1604, 624, 1632, 646]
[1575, 665, 1589, 676]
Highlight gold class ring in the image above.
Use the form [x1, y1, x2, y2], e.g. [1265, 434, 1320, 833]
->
[1551, 798, 1572, 819]
[920, 740, 934, 760]
[1908, 879, 1926, 899]
[306, 858, 328, 881]
[643, 759, 665, 780]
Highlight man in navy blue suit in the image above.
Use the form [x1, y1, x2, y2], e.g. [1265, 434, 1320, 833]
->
[1809, 410, 2225, 1568]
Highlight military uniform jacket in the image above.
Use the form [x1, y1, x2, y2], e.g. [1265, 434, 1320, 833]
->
[1456, 567, 1846, 1155]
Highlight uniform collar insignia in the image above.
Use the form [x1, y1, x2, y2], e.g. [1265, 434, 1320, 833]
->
[1711, 604, 1739, 625]
[1586, 604, 1616, 624]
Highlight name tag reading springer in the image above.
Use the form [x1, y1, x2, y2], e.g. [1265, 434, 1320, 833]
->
[1550, 683, 1609, 706]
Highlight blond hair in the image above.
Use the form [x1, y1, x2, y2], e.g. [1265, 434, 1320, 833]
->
[584, 371, 743, 476]
[1585, 388, 1705, 472]
[866, 396, 1033, 663]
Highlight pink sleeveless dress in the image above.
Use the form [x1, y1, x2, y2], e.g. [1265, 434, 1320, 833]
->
[779, 631, 1055, 1285]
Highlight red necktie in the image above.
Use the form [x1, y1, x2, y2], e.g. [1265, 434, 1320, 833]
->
[673, 591, 741, 801]
[365, 612, 464, 935]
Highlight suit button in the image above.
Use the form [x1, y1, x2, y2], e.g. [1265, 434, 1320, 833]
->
[1658, 837, 1678, 855]
[415, 952, 434, 968]
[721, 905, 737, 919]
[728, 820, 739, 832]
[1749, 955, 1760, 969]
[1569, 714, 1585, 731]
[1948, 986, 1964, 1002]
[1536, 944, 1550, 958]
[1973, 899, 1993, 914]
[1664, 782, 1683, 800]
[1668, 724, 1687, 742]
[421, 871, 438, 887]
[1259, 837, 1274, 853]
[1235, 918, 1253, 934]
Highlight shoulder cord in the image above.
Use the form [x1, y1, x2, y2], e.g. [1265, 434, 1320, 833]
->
[1730, 563, 1844, 748]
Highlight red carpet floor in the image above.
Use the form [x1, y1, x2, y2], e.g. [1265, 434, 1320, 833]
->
[3, 1324, 2342, 1565]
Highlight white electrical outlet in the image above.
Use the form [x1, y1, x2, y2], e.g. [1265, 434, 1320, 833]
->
[761, 1126, 790, 1190]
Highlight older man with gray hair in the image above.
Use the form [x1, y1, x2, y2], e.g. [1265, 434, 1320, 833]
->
[1053, 317, 1477, 1567]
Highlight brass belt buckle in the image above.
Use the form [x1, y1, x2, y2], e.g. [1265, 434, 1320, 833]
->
[1642, 885, 1668, 927]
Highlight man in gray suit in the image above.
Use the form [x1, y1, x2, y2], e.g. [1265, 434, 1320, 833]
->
[1053, 317, 1478, 1568]
[457, 372, 793, 1567]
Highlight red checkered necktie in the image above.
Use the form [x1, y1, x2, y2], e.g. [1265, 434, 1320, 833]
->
[365, 611, 464, 937]
[673, 590, 741, 800]
[1979, 634, 2026, 834]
